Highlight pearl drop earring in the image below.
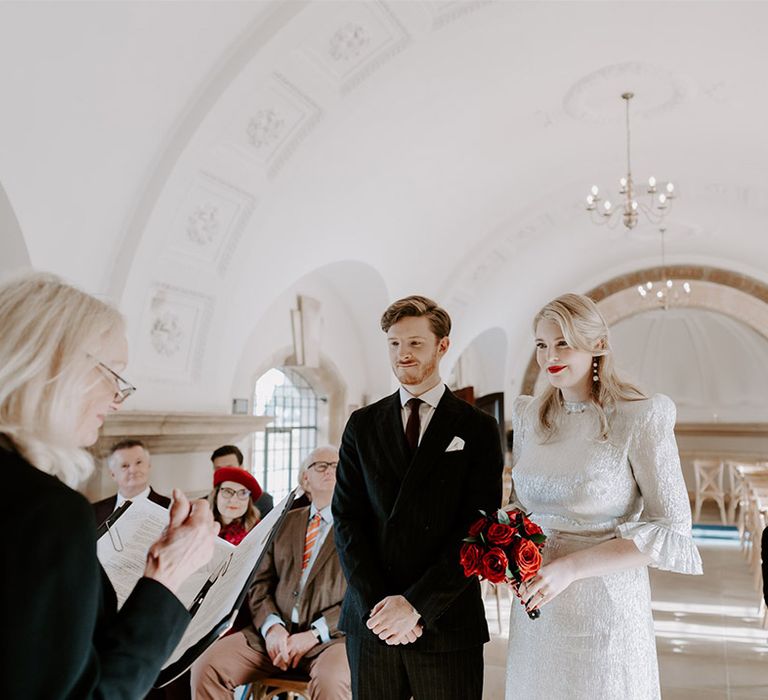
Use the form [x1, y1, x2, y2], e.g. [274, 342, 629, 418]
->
[592, 358, 599, 382]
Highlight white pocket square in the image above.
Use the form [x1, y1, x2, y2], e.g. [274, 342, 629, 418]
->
[445, 436, 465, 452]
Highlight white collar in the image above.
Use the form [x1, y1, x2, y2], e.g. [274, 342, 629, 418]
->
[116, 485, 150, 507]
[310, 502, 333, 525]
[399, 382, 446, 410]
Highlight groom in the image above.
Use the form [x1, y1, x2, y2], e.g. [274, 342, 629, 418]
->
[332, 295, 503, 699]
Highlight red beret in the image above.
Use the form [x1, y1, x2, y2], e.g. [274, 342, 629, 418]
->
[213, 467, 263, 502]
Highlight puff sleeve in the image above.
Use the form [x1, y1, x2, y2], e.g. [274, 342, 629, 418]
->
[617, 394, 703, 574]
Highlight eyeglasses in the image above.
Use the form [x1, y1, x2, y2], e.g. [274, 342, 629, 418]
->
[307, 461, 338, 473]
[218, 486, 251, 501]
[91, 356, 136, 404]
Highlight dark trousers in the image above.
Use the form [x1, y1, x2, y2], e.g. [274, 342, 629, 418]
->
[345, 635, 483, 700]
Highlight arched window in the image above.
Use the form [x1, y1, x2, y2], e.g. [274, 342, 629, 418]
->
[253, 368, 318, 500]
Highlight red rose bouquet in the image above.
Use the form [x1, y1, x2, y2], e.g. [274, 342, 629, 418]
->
[460, 507, 546, 619]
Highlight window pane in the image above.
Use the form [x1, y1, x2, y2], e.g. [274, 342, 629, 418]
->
[254, 367, 319, 500]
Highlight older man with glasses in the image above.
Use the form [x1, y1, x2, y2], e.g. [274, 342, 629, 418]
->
[191, 445, 351, 699]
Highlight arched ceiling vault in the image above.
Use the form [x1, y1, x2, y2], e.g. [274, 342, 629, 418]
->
[520, 266, 768, 396]
[1, 1, 767, 408]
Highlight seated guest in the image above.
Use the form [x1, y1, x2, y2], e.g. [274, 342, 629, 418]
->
[213, 467, 263, 546]
[211, 444, 274, 516]
[1, 271, 218, 698]
[93, 438, 171, 525]
[191, 445, 351, 699]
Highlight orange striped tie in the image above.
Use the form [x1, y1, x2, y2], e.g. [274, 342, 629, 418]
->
[302, 513, 322, 570]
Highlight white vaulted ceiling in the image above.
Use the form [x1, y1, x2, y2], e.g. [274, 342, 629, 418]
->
[1, 1, 767, 412]
[611, 308, 768, 422]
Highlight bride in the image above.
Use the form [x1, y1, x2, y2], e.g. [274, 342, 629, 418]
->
[506, 293, 702, 699]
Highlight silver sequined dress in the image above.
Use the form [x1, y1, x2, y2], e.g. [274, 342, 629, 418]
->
[505, 393, 702, 700]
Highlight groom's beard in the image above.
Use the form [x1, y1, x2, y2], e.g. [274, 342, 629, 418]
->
[394, 349, 439, 387]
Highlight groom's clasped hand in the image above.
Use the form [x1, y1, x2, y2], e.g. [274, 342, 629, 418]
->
[366, 595, 423, 645]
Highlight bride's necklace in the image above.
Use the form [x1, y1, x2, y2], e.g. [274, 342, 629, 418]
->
[562, 399, 590, 414]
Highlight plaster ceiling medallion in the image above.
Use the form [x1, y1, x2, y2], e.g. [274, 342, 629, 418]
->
[225, 74, 322, 178]
[151, 311, 184, 358]
[246, 109, 286, 150]
[329, 23, 372, 62]
[167, 173, 255, 275]
[186, 203, 219, 247]
[298, 1, 409, 92]
[425, 0, 493, 29]
[564, 63, 696, 124]
[140, 285, 214, 383]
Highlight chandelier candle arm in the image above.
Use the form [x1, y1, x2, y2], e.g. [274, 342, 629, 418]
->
[636, 227, 693, 309]
[584, 92, 677, 230]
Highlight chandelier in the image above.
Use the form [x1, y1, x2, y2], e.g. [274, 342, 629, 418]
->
[637, 227, 692, 309]
[585, 92, 676, 229]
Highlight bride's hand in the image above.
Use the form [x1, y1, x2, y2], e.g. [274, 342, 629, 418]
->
[519, 558, 576, 611]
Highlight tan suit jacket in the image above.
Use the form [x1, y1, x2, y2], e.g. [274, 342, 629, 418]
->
[243, 506, 346, 658]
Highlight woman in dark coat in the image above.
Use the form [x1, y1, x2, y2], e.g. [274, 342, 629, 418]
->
[0, 272, 218, 699]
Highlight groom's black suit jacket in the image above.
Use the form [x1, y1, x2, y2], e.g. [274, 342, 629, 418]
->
[332, 387, 503, 652]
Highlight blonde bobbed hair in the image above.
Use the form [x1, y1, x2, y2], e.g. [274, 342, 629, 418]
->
[534, 293, 645, 441]
[0, 271, 124, 487]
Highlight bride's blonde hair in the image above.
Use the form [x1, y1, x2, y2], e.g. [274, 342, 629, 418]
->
[0, 271, 124, 487]
[533, 293, 645, 441]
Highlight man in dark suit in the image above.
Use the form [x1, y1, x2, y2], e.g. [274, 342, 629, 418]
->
[191, 445, 351, 699]
[762, 525, 767, 606]
[333, 295, 503, 700]
[92, 439, 171, 525]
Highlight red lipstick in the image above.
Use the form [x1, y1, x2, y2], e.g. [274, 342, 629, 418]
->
[547, 365, 566, 374]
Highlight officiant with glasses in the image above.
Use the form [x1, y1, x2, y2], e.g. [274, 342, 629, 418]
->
[1, 271, 218, 699]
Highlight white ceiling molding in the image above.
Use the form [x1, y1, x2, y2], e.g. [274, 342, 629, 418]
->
[297, 1, 410, 94]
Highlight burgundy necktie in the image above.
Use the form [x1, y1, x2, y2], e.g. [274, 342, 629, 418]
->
[405, 398, 423, 452]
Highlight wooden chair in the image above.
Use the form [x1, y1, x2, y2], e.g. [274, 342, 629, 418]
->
[692, 459, 727, 524]
[725, 459, 742, 523]
[735, 465, 768, 557]
[241, 676, 310, 700]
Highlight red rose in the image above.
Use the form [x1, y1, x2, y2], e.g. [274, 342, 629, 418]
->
[468, 516, 488, 538]
[486, 522, 516, 547]
[511, 539, 542, 582]
[480, 547, 508, 584]
[459, 543, 483, 577]
[522, 517, 543, 537]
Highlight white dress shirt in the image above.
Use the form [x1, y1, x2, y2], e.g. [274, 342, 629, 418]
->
[399, 382, 446, 445]
[115, 486, 150, 510]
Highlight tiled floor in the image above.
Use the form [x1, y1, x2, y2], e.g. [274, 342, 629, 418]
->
[482, 510, 768, 699]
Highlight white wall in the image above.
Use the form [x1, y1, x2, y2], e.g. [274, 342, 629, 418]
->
[0, 182, 30, 278]
[231, 262, 391, 414]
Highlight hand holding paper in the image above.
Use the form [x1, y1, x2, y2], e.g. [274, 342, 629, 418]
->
[145, 490, 220, 595]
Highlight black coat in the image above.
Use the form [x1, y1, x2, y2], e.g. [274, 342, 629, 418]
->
[762, 526, 767, 606]
[1, 437, 190, 699]
[332, 388, 503, 652]
[92, 487, 171, 527]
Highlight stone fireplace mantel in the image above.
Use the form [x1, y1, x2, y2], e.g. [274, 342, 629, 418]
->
[94, 411, 273, 456]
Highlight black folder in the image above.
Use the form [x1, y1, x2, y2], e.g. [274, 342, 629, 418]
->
[154, 490, 297, 686]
